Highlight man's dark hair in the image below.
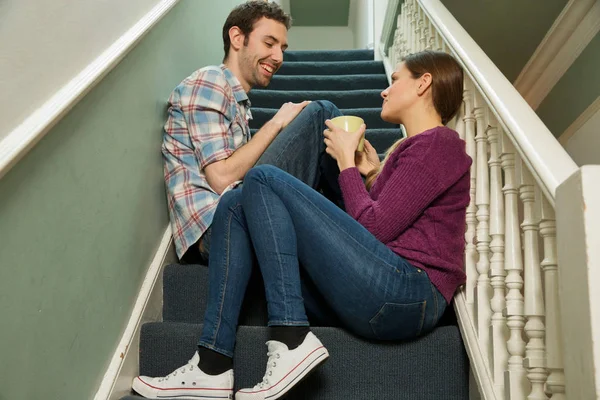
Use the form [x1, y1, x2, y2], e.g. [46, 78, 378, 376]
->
[222, 1, 292, 61]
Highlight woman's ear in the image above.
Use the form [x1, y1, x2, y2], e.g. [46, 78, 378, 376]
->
[417, 72, 433, 96]
[229, 26, 245, 53]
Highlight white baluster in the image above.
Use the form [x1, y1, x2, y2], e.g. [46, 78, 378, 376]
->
[413, 2, 420, 52]
[410, 0, 417, 53]
[539, 198, 566, 399]
[401, 3, 409, 57]
[463, 80, 478, 318]
[488, 116, 508, 399]
[436, 32, 444, 52]
[418, 9, 427, 51]
[501, 139, 528, 400]
[520, 170, 548, 400]
[454, 100, 465, 140]
[474, 94, 492, 362]
[427, 19, 436, 51]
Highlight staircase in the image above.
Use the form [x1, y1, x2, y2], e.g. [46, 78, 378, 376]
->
[122, 49, 470, 400]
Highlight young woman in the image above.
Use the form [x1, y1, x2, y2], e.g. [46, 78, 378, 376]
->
[133, 50, 471, 400]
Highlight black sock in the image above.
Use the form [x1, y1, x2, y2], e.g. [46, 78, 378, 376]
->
[197, 346, 233, 375]
[270, 326, 311, 350]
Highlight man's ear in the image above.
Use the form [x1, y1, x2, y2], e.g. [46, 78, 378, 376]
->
[417, 72, 433, 96]
[229, 26, 245, 53]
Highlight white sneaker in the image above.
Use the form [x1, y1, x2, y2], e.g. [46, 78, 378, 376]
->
[236, 332, 329, 400]
[132, 351, 234, 399]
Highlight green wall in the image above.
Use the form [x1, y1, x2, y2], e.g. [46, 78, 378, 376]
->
[290, 0, 350, 26]
[441, 0, 567, 82]
[537, 32, 600, 138]
[0, 1, 242, 399]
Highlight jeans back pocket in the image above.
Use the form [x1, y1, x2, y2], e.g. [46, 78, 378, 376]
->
[369, 301, 427, 341]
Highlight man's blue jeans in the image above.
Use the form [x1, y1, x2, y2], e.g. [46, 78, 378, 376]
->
[197, 100, 343, 261]
[198, 165, 447, 357]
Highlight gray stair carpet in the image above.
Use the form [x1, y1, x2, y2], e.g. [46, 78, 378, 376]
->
[123, 50, 469, 400]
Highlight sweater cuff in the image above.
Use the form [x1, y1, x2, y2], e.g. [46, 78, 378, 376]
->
[338, 167, 369, 209]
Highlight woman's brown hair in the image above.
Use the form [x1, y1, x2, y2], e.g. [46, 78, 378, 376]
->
[365, 50, 464, 190]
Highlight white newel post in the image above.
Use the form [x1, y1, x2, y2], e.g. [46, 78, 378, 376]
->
[539, 197, 566, 400]
[463, 80, 478, 319]
[502, 141, 527, 400]
[488, 118, 508, 398]
[556, 166, 600, 400]
[519, 169, 548, 400]
[474, 93, 492, 362]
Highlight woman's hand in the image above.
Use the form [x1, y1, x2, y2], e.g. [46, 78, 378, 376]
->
[355, 139, 381, 176]
[323, 120, 367, 171]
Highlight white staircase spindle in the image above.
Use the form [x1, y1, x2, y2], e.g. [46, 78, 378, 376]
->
[409, 1, 417, 53]
[436, 31, 443, 52]
[501, 140, 528, 400]
[426, 19, 436, 51]
[487, 117, 508, 398]
[463, 80, 478, 318]
[474, 94, 492, 362]
[539, 198, 566, 399]
[520, 169, 548, 400]
[418, 9, 427, 51]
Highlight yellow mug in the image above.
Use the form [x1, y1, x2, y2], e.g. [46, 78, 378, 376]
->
[329, 116, 365, 152]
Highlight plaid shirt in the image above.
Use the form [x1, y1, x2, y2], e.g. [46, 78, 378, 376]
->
[162, 65, 252, 258]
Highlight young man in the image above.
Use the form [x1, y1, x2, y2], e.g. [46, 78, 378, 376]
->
[163, 1, 341, 264]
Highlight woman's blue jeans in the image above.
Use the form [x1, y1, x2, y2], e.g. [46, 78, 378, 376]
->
[198, 165, 446, 357]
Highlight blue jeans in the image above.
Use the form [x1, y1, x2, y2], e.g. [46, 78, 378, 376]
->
[196, 100, 343, 261]
[198, 165, 447, 357]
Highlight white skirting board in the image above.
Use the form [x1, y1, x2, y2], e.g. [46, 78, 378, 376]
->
[454, 289, 497, 400]
[94, 227, 175, 400]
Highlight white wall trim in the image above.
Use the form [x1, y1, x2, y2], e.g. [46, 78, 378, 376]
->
[94, 227, 175, 400]
[454, 290, 498, 400]
[514, 0, 600, 110]
[0, 0, 180, 181]
[559, 96, 600, 146]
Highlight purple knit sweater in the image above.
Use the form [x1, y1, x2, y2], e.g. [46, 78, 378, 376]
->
[338, 126, 472, 303]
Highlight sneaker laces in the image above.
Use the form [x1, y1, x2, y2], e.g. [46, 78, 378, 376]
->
[157, 358, 196, 382]
[255, 350, 281, 389]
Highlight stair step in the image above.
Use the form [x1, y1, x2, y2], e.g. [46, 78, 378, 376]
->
[267, 74, 389, 91]
[278, 60, 385, 76]
[284, 49, 374, 62]
[250, 107, 398, 130]
[163, 264, 268, 326]
[248, 128, 402, 154]
[127, 322, 469, 399]
[248, 89, 383, 109]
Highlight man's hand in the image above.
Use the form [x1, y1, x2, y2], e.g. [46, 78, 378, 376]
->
[271, 101, 311, 131]
[355, 139, 380, 176]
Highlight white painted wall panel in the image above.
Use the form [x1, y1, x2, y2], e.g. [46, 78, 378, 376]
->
[0, 0, 161, 141]
[287, 26, 355, 50]
[566, 108, 600, 166]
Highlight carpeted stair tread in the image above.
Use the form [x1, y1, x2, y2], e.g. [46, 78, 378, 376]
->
[250, 107, 397, 130]
[134, 322, 469, 399]
[284, 49, 374, 62]
[248, 89, 384, 109]
[267, 74, 389, 91]
[278, 60, 385, 76]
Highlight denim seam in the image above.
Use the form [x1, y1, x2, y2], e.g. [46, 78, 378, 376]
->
[265, 175, 402, 273]
[197, 341, 234, 359]
[259, 184, 290, 322]
[209, 204, 237, 348]
[268, 320, 310, 327]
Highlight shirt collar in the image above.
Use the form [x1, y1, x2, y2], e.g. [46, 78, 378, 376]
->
[220, 64, 250, 106]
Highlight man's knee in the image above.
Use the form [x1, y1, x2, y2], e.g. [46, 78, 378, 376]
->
[305, 100, 339, 118]
[217, 187, 243, 211]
